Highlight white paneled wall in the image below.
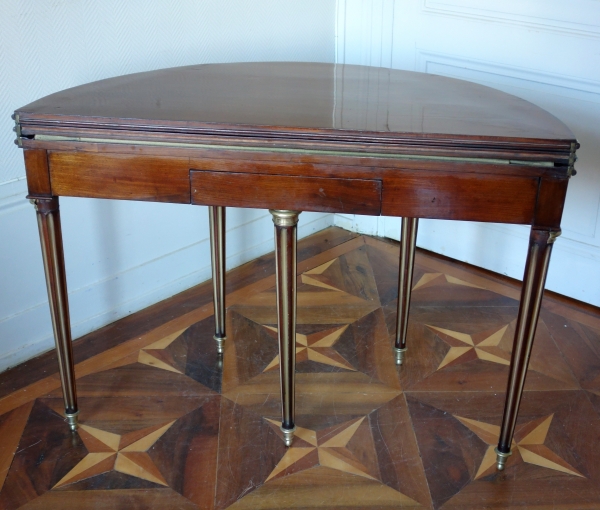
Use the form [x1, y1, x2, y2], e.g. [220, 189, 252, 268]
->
[0, 0, 336, 371]
[336, 0, 600, 306]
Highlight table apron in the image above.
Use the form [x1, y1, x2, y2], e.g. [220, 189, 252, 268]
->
[382, 171, 538, 224]
[47, 151, 541, 224]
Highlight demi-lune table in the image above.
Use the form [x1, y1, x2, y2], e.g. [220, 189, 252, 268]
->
[13, 62, 578, 471]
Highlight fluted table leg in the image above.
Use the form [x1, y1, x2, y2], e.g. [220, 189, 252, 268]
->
[209, 206, 226, 354]
[270, 210, 301, 447]
[495, 228, 559, 470]
[394, 217, 419, 365]
[32, 196, 79, 430]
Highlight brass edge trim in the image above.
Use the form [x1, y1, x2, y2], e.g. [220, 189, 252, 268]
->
[270, 210, 301, 228]
[12, 113, 22, 147]
[32, 134, 556, 167]
[567, 141, 578, 177]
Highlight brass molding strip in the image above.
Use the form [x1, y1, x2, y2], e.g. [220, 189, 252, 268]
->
[33, 134, 555, 167]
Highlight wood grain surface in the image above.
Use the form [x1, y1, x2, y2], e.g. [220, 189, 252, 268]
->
[191, 170, 382, 214]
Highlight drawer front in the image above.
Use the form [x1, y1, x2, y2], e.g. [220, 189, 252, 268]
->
[191, 170, 382, 215]
[382, 171, 538, 224]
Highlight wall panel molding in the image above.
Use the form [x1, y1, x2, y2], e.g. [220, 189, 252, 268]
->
[335, 0, 395, 67]
[422, 0, 600, 38]
[416, 50, 600, 103]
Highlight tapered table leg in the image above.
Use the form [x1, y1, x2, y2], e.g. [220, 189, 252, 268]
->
[394, 218, 419, 365]
[32, 197, 79, 430]
[209, 206, 226, 354]
[270, 210, 301, 447]
[495, 228, 560, 470]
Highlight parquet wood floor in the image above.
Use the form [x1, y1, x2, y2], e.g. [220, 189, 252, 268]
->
[1, 227, 599, 509]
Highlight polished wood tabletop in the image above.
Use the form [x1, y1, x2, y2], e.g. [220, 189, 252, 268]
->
[13, 62, 578, 478]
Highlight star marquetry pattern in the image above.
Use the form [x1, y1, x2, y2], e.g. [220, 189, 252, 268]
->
[455, 414, 584, 479]
[137, 328, 187, 374]
[413, 272, 486, 291]
[265, 417, 376, 482]
[301, 259, 343, 292]
[428, 324, 511, 370]
[53, 421, 175, 488]
[262, 325, 354, 372]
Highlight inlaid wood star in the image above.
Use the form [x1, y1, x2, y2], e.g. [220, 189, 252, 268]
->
[137, 328, 188, 373]
[455, 414, 584, 479]
[301, 259, 342, 291]
[264, 417, 377, 482]
[262, 325, 354, 372]
[413, 272, 485, 291]
[428, 324, 511, 370]
[53, 421, 174, 488]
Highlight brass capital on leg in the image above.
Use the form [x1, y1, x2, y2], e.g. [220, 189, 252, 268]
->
[270, 210, 301, 446]
[270, 210, 300, 228]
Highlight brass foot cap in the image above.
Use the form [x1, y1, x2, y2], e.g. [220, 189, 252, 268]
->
[280, 425, 296, 447]
[394, 347, 407, 366]
[214, 335, 226, 354]
[494, 447, 512, 471]
[65, 410, 80, 431]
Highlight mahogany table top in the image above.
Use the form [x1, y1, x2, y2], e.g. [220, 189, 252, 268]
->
[16, 62, 576, 163]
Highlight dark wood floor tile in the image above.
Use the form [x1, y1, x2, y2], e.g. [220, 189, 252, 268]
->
[364, 242, 401, 307]
[410, 268, 518, 308]
[368, 395, 432, 507]
[0, 400, 87, 509]
[215, 396, 288, 509]
[225, 466, 425, 509]
[233, 288, 379, 326]
[542, 309, 600, 391]
[218, 391, 430, 508]
[149, 396, 220, 509]
[335, 246, 381, 304]
[333, 308, 400, 390]
[587, 390, 600, 418]
[40, 396, 210, 437]
[46, 363, 217, 399]
[18, 488, 199, 509]
[221, 310, 280, 394]
[53, 470, 164, 492]
[156, 316, 223, 393]
[389, 306, 578, 392]
[406, 391, 600, 509]
[0, 402, 34, 493]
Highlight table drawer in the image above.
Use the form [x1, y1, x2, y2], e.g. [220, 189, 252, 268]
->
[190, 170, 382, 215]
